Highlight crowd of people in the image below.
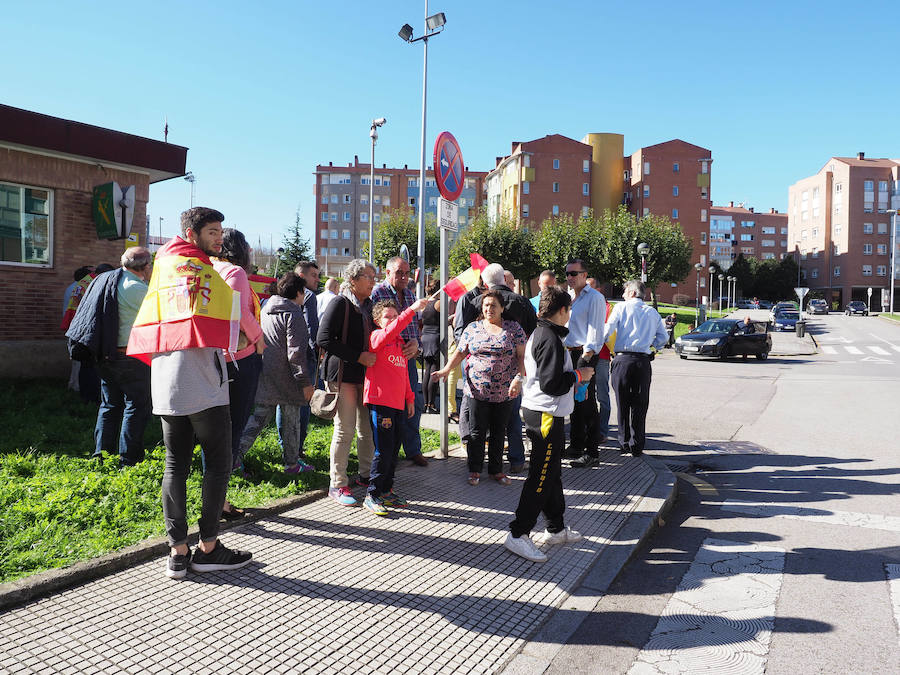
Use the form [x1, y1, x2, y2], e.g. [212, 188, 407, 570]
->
[65, 205, 670, 575]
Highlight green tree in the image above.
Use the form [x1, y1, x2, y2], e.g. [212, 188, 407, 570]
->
[448, 210, 540, 285]
[270, 209, 312, 276]
[602, 207, 693, 305]
[531, 212, 610, 283]
[364, 206, 440, 270]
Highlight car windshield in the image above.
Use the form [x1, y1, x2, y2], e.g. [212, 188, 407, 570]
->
[849, 302, 865, 308]
[695, 320, 734, 333]
[778, 312, 799, 320]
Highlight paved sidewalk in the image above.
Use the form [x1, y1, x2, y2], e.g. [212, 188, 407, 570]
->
[0, 445, 670, 675]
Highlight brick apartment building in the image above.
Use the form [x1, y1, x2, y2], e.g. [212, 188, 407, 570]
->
[625, 140, 713, 302]
[788, 153, 900, 307]
[314, 157, 486, 277]
[0, 104, 187, 377]
[709, 203, 789, 270]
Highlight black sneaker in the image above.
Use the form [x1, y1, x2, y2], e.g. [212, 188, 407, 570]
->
[165, 549, 191, 580]
[190, 541, 252, 573]
[571, 453, 599, 468]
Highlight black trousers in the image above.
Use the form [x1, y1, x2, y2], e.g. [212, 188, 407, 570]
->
[610, 353, 652, 455]
[509, 408, 565, 537]
[467, 397, 512, 474]
[568, 347, 600, 457]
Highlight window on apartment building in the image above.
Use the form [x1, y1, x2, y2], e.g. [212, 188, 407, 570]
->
[643, 161, 650, 175]
[338, 177, 352, 184]
[762, 226, 775, 234]
[833, 266, 840, 277]
[330, 229, 338, 239]
[330, 213, 338, 222]
[342, 212, 350, 221]
[877, 265, 887, 276]
[741, 234, 754, 241]
[330, 194, 338, 204]
[374, 213, 380, 223]
[701, 187, 708, 199]
[833, 242, 839, 255]
[643, 207, 650, 216]
[700, 278, 706, 288]
[408, 178, 417, 188]
[342, 194, 351, 204]
[801, 229, 808, 239]
[811, 228, 818, 237]
[700, 232, 707, 245]
[321, 194, 328, 204]
[582, 183, 589, 195]
[321, 213, 328, 222]
[672, 186, 679, 197]
[342, 230, 350, 239]
[862, 265, 873, 276]
[383, 196, 391, 206]
[672, 208, 679, 219]
[762, 240, 775, 247]
[877, 221, 887, 233]
[408, 197, 416, 206]
[459, 198, 467, 207]
[383, 177, 391, 186]
[360, 195, 368, 206]
[429, 197, 437, 207]
[742, 247, 754, 254]
[742, 221, 755, 228]
[763, 253, 775, 260]
[342, 247, 349, 256]
[320, 228, 329, 239]
[863, 223, 873, 234]
[522, 204, 529, 218]
[522, 182, 530, 194]
[581, 206, 590, 218]
[801, 269, 807, 280]
[877, 243, 887, 255]
[361, 177, 370, 185]
[864, 180, 874, 192]
[583, 160, 589, 173]
[673, 162, 680, 173]
[321, 175, 331, 185]
[360, 213, 368, 223]
[552, 205, 560, 215]
[863, 243, 873, 255]
[320, 246, 327, 256]
[811, 268, 818, 278]
[553, 182, 560, 193]
[701, 160, 709, 174]
[425, 179, 436, 187]
[553, 159, 560, 170]
[782, 240, 788, 248]
[359, 231, 368, 240]
[643, 185, 650, 198]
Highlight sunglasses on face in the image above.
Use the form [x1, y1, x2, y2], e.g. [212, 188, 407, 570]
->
[565, 270, 585, 277]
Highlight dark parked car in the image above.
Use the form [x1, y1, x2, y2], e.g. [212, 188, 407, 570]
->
[674, 318, 772, 360]
[769, 302, 798, 322]
[845, 301, 868, 316]
[772, 310, 800, 331]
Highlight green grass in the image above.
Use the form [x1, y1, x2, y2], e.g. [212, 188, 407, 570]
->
[0, 379, 457, 583]
[655, 303, 729, 339]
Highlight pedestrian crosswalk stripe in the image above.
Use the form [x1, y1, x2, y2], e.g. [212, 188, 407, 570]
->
[886, 564, 900, 648]
[845, 346, 863, 354]
[893, 345, 900, 354]
[822, 345, 837, 355]
[868, 346, 890, 355]
[628, 538, 785, 674]
[721, 501, 900, 533]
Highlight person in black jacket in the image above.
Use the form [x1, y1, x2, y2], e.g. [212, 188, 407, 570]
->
[505, 286, 594, 563]
[452, 263, 537, 471]
[316, 259, 377, 506]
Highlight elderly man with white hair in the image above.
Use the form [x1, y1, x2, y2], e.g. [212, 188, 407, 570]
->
[453, 261, 536, 472]
[603, 279, 668, 457]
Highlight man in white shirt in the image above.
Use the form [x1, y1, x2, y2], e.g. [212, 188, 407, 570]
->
[603, 279, 668, 457]
[563, 259, 607, 468]
[317, 277, 340, 322]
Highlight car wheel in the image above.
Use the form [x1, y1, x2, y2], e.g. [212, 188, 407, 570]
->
[756, 352, 768, 360]
[718, 346, 729, 360]
[679, 354, 687, 360]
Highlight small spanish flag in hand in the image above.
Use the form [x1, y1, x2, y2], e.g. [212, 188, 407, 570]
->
[442, 252, 489, 301]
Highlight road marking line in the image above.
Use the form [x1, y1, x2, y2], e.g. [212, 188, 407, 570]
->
[845, 346, 863, 355]
[894, 345, 900, 354]
[821, 345, 837, 355]
[628, 538, 785, 675]
[868, 346, 891, 355]
[869, 334, 900, 353]
[886, 564, 900, 649]
[721, 501, 900, 533]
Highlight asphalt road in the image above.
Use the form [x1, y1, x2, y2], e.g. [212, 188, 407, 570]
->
[543, 314, 900, 674]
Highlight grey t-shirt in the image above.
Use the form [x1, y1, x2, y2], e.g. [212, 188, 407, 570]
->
[151, 347, 229, 416]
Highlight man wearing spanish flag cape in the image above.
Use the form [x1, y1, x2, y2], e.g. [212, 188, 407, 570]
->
[127, 207, 252, 580]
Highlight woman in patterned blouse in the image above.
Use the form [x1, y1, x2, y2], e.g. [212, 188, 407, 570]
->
[431, 290, 526, 486]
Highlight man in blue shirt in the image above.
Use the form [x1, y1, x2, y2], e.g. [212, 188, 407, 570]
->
[603, 279, 668, 457]
[530, 270, 555, 313]
[371, 256, 428, 466]
[563, 259, 607, 468]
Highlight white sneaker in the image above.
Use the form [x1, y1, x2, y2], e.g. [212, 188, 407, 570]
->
[533, 527, 583, 546]
[504, 533, 548, 562]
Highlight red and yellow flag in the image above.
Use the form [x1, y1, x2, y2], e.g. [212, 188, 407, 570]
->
[248, 273, 276, 300]
[127, 237, 240, 362]
[60, 272, 95, 331]
[442, 252, 490, 301]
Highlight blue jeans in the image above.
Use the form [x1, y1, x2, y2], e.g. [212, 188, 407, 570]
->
[400, 358, 424, 458]
[276, 356, 315, 459]
[595, 358, 611, 439]
[505, 393, 526, 465]
[94, 355, 151, 466]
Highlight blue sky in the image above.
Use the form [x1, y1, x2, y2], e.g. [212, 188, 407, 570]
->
[4, 1, 899, 251]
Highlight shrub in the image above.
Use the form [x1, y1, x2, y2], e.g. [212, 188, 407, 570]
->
[672, 293, 691, 306]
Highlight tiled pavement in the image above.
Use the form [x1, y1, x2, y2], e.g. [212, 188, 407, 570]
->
[0, 447, 657, 674]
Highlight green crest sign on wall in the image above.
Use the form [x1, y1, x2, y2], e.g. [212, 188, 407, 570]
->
[92, 182, 118, 239]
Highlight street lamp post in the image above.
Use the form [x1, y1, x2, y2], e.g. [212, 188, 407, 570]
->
[158, 217, 163, 245]
[399, 5, 446, 298]
[368, 118, 386, 263]
[637, 242, 650, 283]
[694, 262, 703, 323]
[184, 172, 195, 207]
[889, 209, 897, 316]
[708, 264, 717, 311]
[795, 240, 802, 287]
[728, 276, 735, 310]
[717, 273, 725, 315]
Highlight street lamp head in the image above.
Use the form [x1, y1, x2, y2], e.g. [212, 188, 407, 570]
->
[372, 117, 386, 127]
[277, 247, 284, 255]
[637, 242, 650, 256]
[398, 23, 414, 42]
[709, 264, 716, 273]
[426, 12, 446, 31]
[718, 273, 725, 280]
[695, 262, 703, 271]
[183, 172, 195, 183]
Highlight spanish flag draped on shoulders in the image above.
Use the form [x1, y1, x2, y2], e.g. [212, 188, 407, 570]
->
[126, 236, 240, 363]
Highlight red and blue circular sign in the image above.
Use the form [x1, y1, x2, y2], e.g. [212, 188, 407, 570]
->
[433, 131, 465, 202]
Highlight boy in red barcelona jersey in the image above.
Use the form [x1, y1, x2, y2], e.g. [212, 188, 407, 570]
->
[363, 296, 428, 515]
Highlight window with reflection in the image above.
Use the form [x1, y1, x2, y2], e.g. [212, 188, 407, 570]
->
[1, 183, 51, 266]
